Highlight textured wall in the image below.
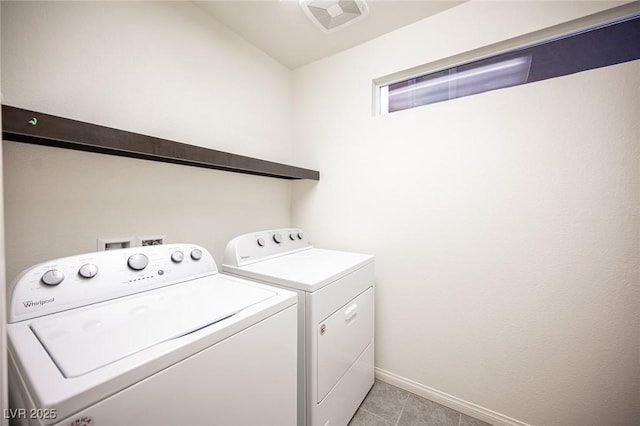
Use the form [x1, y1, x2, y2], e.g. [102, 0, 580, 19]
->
[292, 2, 639, 425]
[1, 1, 294, 282]
[0, 0, 7, 415]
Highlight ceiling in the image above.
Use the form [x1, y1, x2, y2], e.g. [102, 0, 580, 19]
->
[193, 1, 466, 69]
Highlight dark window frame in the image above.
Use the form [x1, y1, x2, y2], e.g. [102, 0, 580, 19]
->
[377, 14, 640, 114]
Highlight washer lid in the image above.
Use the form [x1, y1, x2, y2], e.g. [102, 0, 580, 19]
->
[225, 248, 374, 292]
[30, 275, 276, 378]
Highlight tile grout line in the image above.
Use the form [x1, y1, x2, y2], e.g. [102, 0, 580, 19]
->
[358, 407, 395, 426]
[458, 412, 462, 426]
[394, 393, 411, 426]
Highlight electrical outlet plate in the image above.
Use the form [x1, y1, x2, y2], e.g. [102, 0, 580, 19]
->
[97, 236, 134, 251]
[136, 234, 165, 247]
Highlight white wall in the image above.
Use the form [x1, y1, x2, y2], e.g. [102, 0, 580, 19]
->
[0, 133, 6, 425]
[1, 1, 294, 282]
[292, 2, 639, 425]
[3, 1, 639, 425]
[0, 1, 7, 418]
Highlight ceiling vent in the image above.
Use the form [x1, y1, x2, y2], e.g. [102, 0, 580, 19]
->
[299, 0, 369, 33]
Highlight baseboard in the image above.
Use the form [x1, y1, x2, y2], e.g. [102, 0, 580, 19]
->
[374, 368, 531, 426]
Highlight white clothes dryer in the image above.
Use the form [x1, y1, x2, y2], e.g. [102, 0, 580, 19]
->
[7, 244, 297, 426]
[223, 229, 375, 426]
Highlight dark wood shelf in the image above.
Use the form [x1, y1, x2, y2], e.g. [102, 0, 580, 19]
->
[1, 105, 319, 181]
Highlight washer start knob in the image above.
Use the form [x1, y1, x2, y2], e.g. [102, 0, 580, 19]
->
[273, 233, 283, 244]
[78, 263, 99, 279]
[190, 249, 203, 261]
[127, 253, 149, 271]
[171, 251, 185, 263]
[41, 269, 64, 286]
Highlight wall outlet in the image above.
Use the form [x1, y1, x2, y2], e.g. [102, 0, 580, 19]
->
[97, 236, 134, 251]
[136, 235, 165, 246]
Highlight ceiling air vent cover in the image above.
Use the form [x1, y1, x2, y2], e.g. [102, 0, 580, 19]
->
[299, 0, 369, 33]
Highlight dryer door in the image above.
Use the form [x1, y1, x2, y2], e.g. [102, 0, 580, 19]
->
[317, 287, 374, 402]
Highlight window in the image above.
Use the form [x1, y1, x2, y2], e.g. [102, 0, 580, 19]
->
[376, 13, 640, 115]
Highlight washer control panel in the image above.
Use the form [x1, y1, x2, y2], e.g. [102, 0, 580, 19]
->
[224, 228, 312, 267]
[8, 244, 217, 323]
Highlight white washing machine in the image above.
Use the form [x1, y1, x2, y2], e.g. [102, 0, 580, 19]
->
[223, 229, 375, 426]
[7, 243, 297, 426]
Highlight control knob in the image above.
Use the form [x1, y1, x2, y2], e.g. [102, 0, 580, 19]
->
[297, 232, 304, 240]
[190, 249, 203, 261]
[273, 233, 283, 244]
[289, 233, 295, 240]
[257, 238, 265, 247]
[41, 269, 64, 286]
[127, 253, 149, 271]
[171, 251, 184, 263]
[78, 263, 99, 279]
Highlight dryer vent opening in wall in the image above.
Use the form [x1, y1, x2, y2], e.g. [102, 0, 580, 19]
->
[138, 235, 165, 246]
[97, 237, 133, 251]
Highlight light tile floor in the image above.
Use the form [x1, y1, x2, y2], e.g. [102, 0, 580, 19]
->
[349, 380, 493, 426]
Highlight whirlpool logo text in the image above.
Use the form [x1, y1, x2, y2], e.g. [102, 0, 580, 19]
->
[22, 297, 55, 308]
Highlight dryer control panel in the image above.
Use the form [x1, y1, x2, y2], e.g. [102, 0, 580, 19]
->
[8, 244, 217, 322]
[224, 228, 312, 267]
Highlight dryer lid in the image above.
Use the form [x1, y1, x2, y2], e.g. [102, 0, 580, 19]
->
[30, 275, 275, 378]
